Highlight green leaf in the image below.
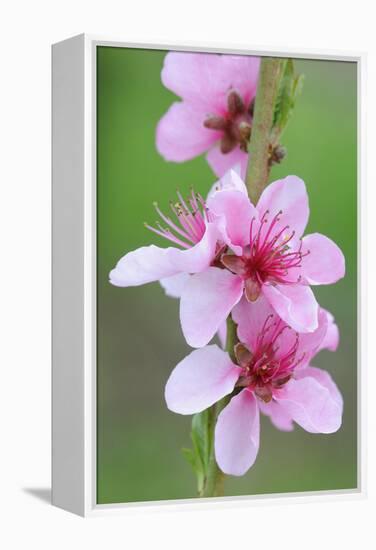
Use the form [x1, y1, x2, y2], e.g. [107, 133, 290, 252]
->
[181, 447, 205, 494]
[181, 409, 214, 494]
[272, 59, 304, 139]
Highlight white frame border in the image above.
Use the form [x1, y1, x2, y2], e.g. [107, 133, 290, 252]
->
[52, 33, 366, 517]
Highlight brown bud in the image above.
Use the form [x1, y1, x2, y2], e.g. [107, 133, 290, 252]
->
[234, 343, 253, 368]
[269, 144, 287, 166]
[255, 386, 273, 403]
[220, 133, 237, 154]
[244, 277, 261, 302]
[221, 254, 246, 275]
[238, 121, 252, 141]
[204, 115, 228, 131]
[227, 89, 245, 116]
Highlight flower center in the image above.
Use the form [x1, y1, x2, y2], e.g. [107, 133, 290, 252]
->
[203, 89, 253, 154]
[221, 210, 309, 301]
[235, 315, 302, 402]
[145, 189, 211, 248]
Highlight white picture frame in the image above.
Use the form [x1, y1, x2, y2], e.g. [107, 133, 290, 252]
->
[52, 33, 366, 517]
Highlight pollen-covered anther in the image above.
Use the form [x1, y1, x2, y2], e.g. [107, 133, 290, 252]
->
[145, 189, 210, 249]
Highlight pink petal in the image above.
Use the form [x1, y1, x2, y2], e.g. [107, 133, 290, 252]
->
[156, 101, 219, 162]
[256, 176, 309, 239]
[318, 309, 339, 352]
[110, 223, 219, 287]
[180, 267, 244, 348]
[295, 308, 329, 365]
[232, 295, 276, 352]
[275, 368, 343, 433]
[161, 52, 259, 112]
[109, 245, 180, 287]
[207, 167, 248, 201]
[207, 188, 257, 250]
[165, 345, 241, 415]
[160, 273, 190, 298]
[301, 233, 345, 285]
[167, 222, 220, 273]
[220, 55, 260, 105]
[296, 365, 343, 411]
[206, 145, 248, 178]
[258, 400, 294, 432]
[217, 321, 227, 349]
[262, 283, 319, 333]
[215, 389, 260, 476]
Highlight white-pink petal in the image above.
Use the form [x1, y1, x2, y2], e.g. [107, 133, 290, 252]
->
[256, 176, 309, 239]
[167, 222, 219, 273]
[165, 345, 241, 415]
[296, 308, 329, 364]
[109, 245, 179, 287]
[110, 223, 219, 288]
[275, 368, 343, 434]
[206, 145, 248, 178]
[262, 283, 319, 333]
[156, 101, 219, 162]
[217, 321, 227, 349]
[301, 233, 345, 285]
[180, 267, 244, 348]
[161, 52, 259, 113]
[207, 188, 257, 250]
[232, 295, 276, 352]
[318, 309, 339, 352]
[160, 273, 190, 298]
[258, 400, 294, 432]
[207, 167, 248, 201]
[215, 389, 260, 476]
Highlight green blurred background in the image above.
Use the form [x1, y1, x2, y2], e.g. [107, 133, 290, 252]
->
[97, 48, 357, 504]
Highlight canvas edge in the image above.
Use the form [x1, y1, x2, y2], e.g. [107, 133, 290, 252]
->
[52, 33, 86, 516]
[51, 33, 366, 517]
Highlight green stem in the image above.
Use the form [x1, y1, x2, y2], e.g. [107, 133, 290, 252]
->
[201, 316, 238, 497]
[246, 57, 284, 203]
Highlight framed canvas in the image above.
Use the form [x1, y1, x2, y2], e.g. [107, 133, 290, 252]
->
[52, 34, 365, 517]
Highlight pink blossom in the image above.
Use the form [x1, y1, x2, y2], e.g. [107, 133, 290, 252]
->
[179, 170, 345, 346]
[165, 296, 343, 476]
[156, 52, 260, 177]
[110, 170, 345, 349]
[110, 188, 226, 288]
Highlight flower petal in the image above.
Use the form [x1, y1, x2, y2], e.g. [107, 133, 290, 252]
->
[206, 145, 248, 178]
[180, 267, 244, 347]
[296, 308, 329, 364]
[275, 368, 343, 433]
[262, 283, 319, 333]
[215, 389, 260, 476]
[109, 245, 179, 287]
[217, 321, 227, 349]
[165, 345, 241, 415]
[232, 295, 276, 352]
[167, 222, 220, 273]
[301, 233, 345, 285]
[207, 188, 257, 250]
[258, 400, 294, 432]
[161, 52, 259, 111]
[207, 167, 248, 201]
[256, 176, 309, 239]
[318, 309, 339, 352]
[160, 273, 190, 298]
[156, 101, 219, 162]
[110, 223, 219, 287]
